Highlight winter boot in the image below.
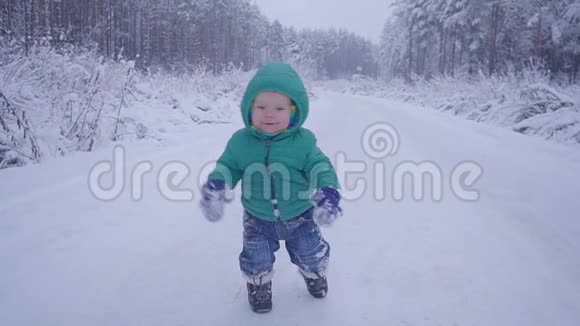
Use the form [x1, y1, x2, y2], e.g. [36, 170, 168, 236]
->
[302, 273, 328, 298]
[247, 281, 272, 313]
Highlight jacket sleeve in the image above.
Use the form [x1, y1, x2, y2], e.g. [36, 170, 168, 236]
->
[303, 144, 339, 189]
[208, 137, 243, 189]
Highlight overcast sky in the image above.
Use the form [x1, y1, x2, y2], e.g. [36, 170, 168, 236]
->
[252, 0, 393, 42]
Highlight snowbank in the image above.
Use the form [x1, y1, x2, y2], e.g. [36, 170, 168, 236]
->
[318, 73, 580, 146]
[0, 47, 249, 169]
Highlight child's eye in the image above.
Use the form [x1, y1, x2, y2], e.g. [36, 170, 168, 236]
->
[255, 106, 265, 110]
[276, 107, 287, 111]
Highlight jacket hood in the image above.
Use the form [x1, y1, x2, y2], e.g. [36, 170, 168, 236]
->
[241, 62, 309, 136]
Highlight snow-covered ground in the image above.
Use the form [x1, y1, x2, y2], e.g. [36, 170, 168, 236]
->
[1, 90, 580, 325]
[320, 75, 580, 145]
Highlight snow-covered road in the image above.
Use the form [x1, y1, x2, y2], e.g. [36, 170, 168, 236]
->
[2, 91, 580, 326]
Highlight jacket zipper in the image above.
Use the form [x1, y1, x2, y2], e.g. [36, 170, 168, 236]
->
[264, 139, 281, 221]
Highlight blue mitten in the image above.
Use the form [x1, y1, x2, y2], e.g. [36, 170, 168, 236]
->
[311, 186, 343, 226]
[199, 179, 226, 222]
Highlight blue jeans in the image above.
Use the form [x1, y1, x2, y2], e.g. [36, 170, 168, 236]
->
[239, 208, 330, 283]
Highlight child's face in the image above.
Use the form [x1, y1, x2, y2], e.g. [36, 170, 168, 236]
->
[251, 92, 292, 134]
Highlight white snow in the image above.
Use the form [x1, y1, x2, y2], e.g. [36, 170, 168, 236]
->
[1, 90, 580, 325]
[319, 75, 580, 146]
[0, 48, 250, 167]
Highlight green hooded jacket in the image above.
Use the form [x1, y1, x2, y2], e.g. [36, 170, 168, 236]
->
[208, 62, 339, 221]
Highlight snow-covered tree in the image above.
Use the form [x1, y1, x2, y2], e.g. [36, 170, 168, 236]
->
[380, 0, 580, 81]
